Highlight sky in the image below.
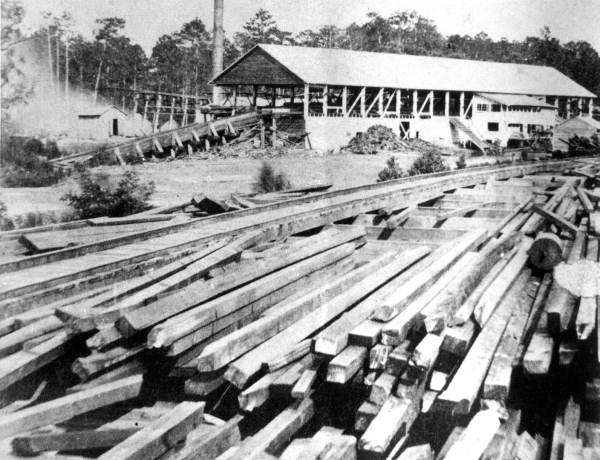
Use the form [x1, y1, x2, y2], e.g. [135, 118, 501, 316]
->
[19, 0, 600, 54]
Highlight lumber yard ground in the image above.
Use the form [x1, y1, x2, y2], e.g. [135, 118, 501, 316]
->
[0, 157, 599, 459]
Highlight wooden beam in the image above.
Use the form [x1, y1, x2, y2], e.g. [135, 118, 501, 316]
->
[327, 346, 367, 384]
[530, 204, 578, 237]
[97, 401, 204, 460]
[443, 410, 500, 460]
[0, 375, 143, 439]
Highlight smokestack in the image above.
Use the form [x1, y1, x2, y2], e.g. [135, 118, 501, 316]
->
[212, 0, 224, 105]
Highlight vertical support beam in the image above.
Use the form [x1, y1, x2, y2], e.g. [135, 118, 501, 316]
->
[578, 98, 583, 116]
[412, 89, 418, 117]
[271, 87, 276, 108]
[378, 89, 384, 117]
[303, 84, 309, 118]
[323, 85, 328, 116]
[169, 96, 175, 126]
[259, 117, 265, 148]
[153, 94, 162, 133]
[445, 91, 450, 117]
[133, 94, 139, 117]
[360, 87, 366, 117]
[290, 87, 295, 105]
[459, 92, 465, 117]
[396, 89, 401, 118]
[342, 86, 347, 117]
[252, 85, 258, 108]
[429, 90, 434, 116]
[212, 0, 224, 104]
[272, 117, 277, 147]
[182, 96, 189, 126]
[566, 98, 571, 118]
[232, 87, 237, 115]
[143, 96, 148, 122]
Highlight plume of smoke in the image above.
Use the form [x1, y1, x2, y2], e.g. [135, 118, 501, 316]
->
[4, 37, 111, 138]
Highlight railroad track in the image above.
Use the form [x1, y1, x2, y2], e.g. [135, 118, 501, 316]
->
[0, 158, 598, 459]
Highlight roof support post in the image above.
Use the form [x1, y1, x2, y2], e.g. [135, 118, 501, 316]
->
[396, 89, 401, 118]
[252, 85, 258, 108]
[232, 87, 237, 115]
[360, 87, 366, 117]
[169, 96, 175, 126]
[383, 89, 395, 115]
[366, 88, 383, 116]
[445, 91, 450, 117]
[323, 85, 328, 116]
[429, 90, 434, 116]
[412, 89, 418, 117]
[417, 91, 432, 117]
[271, 87, 277, 108]
[342, 86, 347, 117]
[578, 98, 583, 116]
[459, 92, 465, 117]
[378, 89, 384, 117]
[303, 84, 309, 118]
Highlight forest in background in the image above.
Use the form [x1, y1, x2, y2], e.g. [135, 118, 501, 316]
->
[2, 1, 600, 114]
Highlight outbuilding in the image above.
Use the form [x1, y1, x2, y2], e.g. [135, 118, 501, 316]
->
[553, 116, 600, 151]
[77, 106, 128, 139]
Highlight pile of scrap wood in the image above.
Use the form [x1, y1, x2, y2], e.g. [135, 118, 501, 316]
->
[0, 161, 599, 459]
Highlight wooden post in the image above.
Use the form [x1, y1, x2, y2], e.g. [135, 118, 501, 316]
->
[342, 86, 347, 117]
[169, 96, 175, 126]
[578, 98, 583, 116]
[429, 90, 434, 116]
[271, 86, 276, 108]
[445, 91, 450, 117]
[322, 85, 328, 116]
[182, 96, 189, 125]
[272, 117, 277, 147]
[412, 90, 418, 117]
[232, 86, 237, 114]
[260, 118, 265, 148]
[378, 88, 384, 117]
[132, 94, 139, 116]
[143, 96, 148, 122]
[153, 95, 161, 133]
[303, 84, 309, 118]
[360, 87, 366, 117]
[212, 0, 224, 104]
[396, 89, 401, 117]
[460, 92, 465, 117]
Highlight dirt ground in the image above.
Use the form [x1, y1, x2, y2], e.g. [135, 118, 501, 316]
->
[0, 150, 499, 220]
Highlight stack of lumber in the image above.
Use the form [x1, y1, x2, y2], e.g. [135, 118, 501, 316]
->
[0, 162, 599, 459]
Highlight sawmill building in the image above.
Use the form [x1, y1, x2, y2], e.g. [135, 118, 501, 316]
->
[212, 44, 597, 150]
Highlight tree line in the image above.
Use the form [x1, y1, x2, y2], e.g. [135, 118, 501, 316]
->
[3, 3, 600, 106]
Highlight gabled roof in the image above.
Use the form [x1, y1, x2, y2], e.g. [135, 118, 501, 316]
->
[557, 116, 600, 129]
[214, 44, 596, 98]
[78, 106, 127, 118]
[477, 93, 555, 109]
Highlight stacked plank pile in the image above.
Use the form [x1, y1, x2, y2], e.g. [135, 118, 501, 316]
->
[0, 160, 598, 459]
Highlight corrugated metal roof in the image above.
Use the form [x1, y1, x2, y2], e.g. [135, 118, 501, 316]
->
[477, 93, 556, 108]
[218, 44, 595, 98]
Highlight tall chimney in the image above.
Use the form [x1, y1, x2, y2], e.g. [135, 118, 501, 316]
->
[212, 0, 224, 105]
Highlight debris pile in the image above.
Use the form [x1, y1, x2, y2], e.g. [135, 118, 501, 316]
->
[0, 158, 598, 459]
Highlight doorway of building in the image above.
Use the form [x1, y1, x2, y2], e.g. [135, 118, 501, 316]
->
[112, 119, 119, 136]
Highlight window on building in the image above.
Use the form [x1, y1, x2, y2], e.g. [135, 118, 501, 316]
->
[508, 123, 523, 132]
[491, 104, 501, 112]
[488, 122, 499, 132]
[476, 104, 488, 112]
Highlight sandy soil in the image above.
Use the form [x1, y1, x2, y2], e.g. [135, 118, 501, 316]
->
[0, 150, 500, 220]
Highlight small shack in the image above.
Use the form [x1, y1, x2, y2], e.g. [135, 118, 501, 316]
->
[553, 116, 600, 151]
[77, 106, 128, 139]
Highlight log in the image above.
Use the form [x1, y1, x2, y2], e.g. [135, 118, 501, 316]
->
[372, 229, 487, 321]
[531, 204, 578, 236]
[127, 227, 365, 338]
[443, 410, 500, 460]
[577, 187, 595, 213]
[312, 247, 431, 355]
[482, 269, 534, 402]
[0, 375, 143, 439]
[160, 414, 242, 460]
[546, 221, 587, 334]
[197, 251, 397, 373]
[529, 232, 564, 271]
[97, 401, 205, 460]
[327, 346, 367, 384]
[386, 207, 414, 229]
[68, 359, 147, 394]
